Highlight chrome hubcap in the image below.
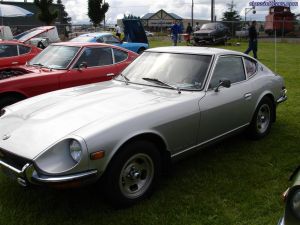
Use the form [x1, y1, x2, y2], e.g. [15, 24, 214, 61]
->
[119, 153, 154, 199]
[256, 104, 271, 134]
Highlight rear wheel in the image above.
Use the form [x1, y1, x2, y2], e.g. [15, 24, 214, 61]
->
[137, 47, 145, 54]
[103, 140, 161, 207]
[247, 97, 274, 139]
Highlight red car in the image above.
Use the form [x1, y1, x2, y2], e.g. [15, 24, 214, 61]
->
[0, 42, 138, 109]
[0, 41, 42, 68]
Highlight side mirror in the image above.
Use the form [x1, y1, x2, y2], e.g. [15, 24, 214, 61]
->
[214, 79, 231, 92]
[77, 62, 87, 71]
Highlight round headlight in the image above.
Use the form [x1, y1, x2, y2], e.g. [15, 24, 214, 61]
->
[69, 140, 82, 163]
[291, 189, 300, 218]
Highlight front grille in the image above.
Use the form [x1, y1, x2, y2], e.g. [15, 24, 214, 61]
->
[0, 148, 31, 170]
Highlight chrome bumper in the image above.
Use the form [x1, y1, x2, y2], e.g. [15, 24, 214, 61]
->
[277, 89, 288, 104]
[0, 159, 98, 187]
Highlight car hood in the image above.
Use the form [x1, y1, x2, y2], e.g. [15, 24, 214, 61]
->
[0, 81, 200, 159]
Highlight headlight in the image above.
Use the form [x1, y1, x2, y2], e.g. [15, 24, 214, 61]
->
[291, 189, 300, 218]
[69, 140, 82, 163]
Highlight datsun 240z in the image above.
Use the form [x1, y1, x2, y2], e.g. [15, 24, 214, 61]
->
[0, 47, 287, 206]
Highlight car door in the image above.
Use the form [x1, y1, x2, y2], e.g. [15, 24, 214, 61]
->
[198, 55, 254, 143]
[59, 46, 117, 89]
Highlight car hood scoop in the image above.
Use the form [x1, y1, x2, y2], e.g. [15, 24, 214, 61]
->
[0, 81, 183, 159]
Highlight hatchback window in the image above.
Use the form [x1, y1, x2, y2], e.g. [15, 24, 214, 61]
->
[76, 47, 113, 67]
[19, 45, 31, 55]
[210, 56, 246, 88]
[244, 57, 257, 77]
[113, 49, 128, 63]
[0, 45, 18, 57]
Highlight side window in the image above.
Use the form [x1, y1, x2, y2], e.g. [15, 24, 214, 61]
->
[0, 45, 18, 57]
[96, 37, 104, 43]
[244, 57, 257, 77]
[210, 56, 246, 88]
[76, 47, 113, 68]
[19, 45, 31, 55]
[113, 48, 128, 63]
[103, 35, 120, 44]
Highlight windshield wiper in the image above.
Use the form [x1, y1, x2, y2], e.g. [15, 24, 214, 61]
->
[119, 73, 130, 85]
[31, 63, 44, 67]
[142, 77, 181, 94]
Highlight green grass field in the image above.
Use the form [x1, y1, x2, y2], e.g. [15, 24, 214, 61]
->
[0, 40, 299, 225]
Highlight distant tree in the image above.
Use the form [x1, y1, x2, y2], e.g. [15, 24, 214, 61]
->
[57, 0, 72, 24]
[222, 0, 241, 33]
[222, 0, 241, 22]
[123, 14, 140, 19]
[34, 0, 58, 25]
[88, 0, 109, 27]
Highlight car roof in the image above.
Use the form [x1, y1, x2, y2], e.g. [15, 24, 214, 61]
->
[77, 32, 112, 38]
[147, 46, 243, 56]
[52, 42, 114, 47]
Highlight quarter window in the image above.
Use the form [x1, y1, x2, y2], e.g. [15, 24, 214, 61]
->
[103, 35, 120, 44]
[244, 57, 257, 77]
[210, 56, 246, 88]
[19, 45, 31, 55]
[113, 49, 128, 63]
[0, 45, 18, 57]
[76, 47, 113, 67]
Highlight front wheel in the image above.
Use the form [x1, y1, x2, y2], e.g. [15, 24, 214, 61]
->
[247, 97, 274, 139]
[103, 140, 161, 207]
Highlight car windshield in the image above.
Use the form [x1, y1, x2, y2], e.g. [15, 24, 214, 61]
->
[117, 52, 212, 91]
[29, 45, 80, 69]
[17, 29, 45, 41]
[201, 23, 216, 30]
[70, 36, 95, 42]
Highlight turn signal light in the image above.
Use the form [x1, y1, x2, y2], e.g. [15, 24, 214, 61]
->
[90, 151, 105, 160]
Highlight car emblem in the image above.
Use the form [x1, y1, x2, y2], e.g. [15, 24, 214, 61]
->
[2, 134, 11, 140]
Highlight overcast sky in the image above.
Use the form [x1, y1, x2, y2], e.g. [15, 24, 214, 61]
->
[9, 0, 300, 23]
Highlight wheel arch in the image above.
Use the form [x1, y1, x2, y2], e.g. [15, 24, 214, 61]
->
[254, 92, 276, 122]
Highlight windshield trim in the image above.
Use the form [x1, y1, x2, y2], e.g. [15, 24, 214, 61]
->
[115, 52, 214, 92]
[28, 45, 81, 70]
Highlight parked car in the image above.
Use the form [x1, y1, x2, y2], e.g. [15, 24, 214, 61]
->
[235, 27, 249, 38]
[278, 166, 300, 225]
[14, 26, 60, 49]
[70, 32, 149, 54]
[0, 41, 42, 68]
[0, 47, 287, 207]
[0, 42, 138, 109]
[193, 22, 230, 45]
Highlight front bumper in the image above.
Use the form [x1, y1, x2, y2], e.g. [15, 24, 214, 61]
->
[0, 159, 98, 187]
[277, 89, 288, 104]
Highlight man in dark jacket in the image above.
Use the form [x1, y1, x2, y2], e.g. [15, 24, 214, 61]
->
[244, 21, 258, 59]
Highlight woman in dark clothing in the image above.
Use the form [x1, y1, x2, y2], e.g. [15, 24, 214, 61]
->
[186, 23, 193, 46]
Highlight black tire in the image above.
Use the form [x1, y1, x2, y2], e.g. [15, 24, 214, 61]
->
[0, 96, 23, 109]
[103, 140, 161, 207]
[137, 48, 145, 54]
[247, 97, 274, 139]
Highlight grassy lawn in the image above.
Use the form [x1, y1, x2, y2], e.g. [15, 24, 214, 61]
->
[0, 40, 300, 225]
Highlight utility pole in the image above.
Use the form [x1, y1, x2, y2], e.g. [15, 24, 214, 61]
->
[191, 0, 194, 28]
[211, 0, 215, 22]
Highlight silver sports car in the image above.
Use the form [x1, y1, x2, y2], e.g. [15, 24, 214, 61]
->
[0, 47, 287, 206]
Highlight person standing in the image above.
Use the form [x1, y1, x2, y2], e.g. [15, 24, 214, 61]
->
[244, 20, 258, 59]
[194, 22, 200, 31]
[170, 21, 180, 46]
[115, 24, 121, 39]
[186, 22, 193, 45]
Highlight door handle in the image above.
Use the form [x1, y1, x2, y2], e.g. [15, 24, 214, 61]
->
[107, 73, 115, 77]
[12, 62, 18, 65]
[244, 93, 252, 100]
